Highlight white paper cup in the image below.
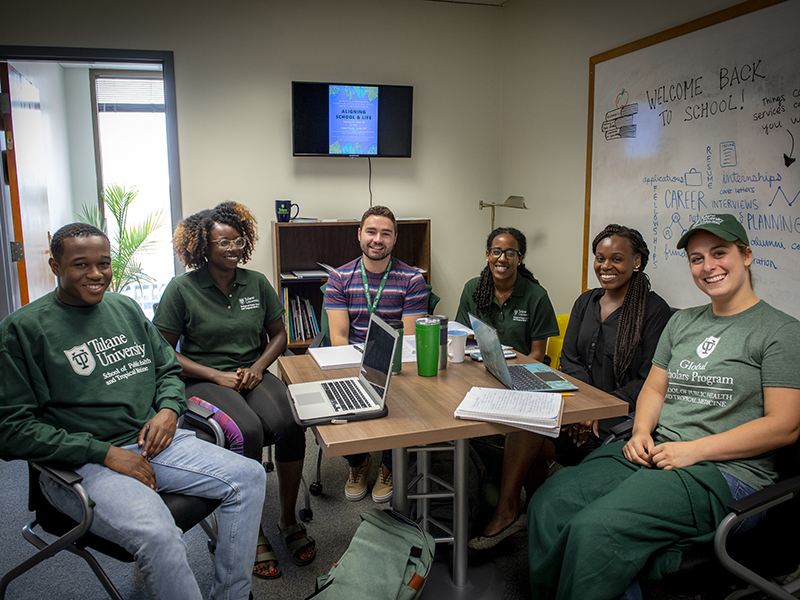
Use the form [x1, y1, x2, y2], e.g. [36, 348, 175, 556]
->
[447, 330, 468, 363]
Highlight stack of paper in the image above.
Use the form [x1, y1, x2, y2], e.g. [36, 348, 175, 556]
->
[308, 345, 363, 370]
[454, 387, 563, 437]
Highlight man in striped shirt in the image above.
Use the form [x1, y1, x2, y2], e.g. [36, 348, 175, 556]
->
[324, 205, 427, 503]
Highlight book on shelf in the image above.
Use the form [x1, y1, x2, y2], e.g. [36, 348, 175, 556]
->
[316, 262, 335, 274]
[283, 293, 320, 342]
[292, 270, 329, 279]
[454, 386, 563, 437]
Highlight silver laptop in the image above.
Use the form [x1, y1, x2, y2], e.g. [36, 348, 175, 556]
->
[288, 314, 399, 426]
[468, 312, 577, 393]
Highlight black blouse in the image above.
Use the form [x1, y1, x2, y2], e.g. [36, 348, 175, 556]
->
[559, 288, 673, 439]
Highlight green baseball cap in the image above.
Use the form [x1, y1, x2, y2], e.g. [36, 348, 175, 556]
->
[676, 213, 749, 250]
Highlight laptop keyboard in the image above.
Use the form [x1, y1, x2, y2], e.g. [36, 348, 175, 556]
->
[322, 380, 375, 412]
[508, 365, 549, 391]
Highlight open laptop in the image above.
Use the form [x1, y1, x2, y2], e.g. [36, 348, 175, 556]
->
[288, 314, 400, 426]
[468, 312, 577, 393]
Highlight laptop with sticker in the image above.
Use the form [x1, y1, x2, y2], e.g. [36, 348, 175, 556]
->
[468, 312, 577, 393]
[288, 313, 399, 426]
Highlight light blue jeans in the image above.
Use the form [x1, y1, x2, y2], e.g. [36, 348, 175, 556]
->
[616, 471, 762, 600]
[40, 429, 266, 600]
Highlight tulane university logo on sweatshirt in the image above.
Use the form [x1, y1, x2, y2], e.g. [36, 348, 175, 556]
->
[63, 344, 97, 376]
[63, 334, 148, 377]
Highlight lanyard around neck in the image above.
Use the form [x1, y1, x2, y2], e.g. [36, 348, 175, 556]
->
[361, 257, 392, 315]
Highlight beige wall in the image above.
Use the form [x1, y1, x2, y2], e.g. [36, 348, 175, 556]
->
[499, 0, 742, 313]
[3, 0, 743, 318]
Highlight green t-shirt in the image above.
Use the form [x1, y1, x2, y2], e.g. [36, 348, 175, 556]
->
[652, 300, 800, 490]
[0, 291, 185, 466]
[455, 275, 559, 355]
[154, 266, 285, 372]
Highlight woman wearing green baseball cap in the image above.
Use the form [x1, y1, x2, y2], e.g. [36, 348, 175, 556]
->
[527, 213, 800, 600]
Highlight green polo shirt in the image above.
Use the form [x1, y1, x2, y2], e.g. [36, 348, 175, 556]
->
[154, 266, 284, 372]
[455, 275, 559, 355]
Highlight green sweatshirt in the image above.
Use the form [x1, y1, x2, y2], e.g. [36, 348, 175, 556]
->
[0, 291, 186, 466]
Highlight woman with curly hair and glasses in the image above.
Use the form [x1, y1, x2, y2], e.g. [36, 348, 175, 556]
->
[154, 201, 314, 581]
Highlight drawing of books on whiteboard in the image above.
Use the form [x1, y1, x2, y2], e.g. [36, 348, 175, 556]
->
[602, 103, 638, 140]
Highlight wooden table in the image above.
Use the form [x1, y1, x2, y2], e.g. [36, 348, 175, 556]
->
[278, 353, 628, 592]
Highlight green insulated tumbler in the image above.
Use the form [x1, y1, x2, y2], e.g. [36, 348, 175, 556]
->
[415, 316, 440, 377]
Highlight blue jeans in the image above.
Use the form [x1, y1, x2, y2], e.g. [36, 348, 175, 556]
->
[616, 471, 761, 600]
[40, 429, 266, 600]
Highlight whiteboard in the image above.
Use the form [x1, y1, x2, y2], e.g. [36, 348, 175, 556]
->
[586, 0, 800, 318]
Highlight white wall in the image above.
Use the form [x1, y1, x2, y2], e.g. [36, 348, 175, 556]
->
[63, 67, 99, 215]
[7, 62, 74, 231]
[2, 0, 746, 318]
[499, 0, 742, 314]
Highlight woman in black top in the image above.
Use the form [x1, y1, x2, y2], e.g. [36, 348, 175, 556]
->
[469, 224, 672, 550]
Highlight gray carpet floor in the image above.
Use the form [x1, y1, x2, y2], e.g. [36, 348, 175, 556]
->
[3, 429, 771, 600]
[0, 430, 533, 600]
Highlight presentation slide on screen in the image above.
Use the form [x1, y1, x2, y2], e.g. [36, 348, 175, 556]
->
[329, 85, 378, 155]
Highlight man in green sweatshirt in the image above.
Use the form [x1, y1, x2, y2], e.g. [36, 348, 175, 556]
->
[0, 223, 265, 600]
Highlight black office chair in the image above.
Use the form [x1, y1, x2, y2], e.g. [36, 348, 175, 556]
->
[0, 402, 223, 600]
[604, 418, 800, 600]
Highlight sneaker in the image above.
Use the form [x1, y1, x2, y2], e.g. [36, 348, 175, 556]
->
[345, 455, 371, 501]
[371, 463, 393, 503]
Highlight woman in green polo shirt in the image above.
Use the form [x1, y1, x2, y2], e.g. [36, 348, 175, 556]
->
[455, 226, 559, 548]
[154, 201, 314, 580]
[455, 226, 559, 358]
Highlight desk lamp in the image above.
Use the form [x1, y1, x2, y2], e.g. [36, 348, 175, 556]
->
[479, 195, 528, 231]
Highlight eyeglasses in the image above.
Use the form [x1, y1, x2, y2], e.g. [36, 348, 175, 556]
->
[488, 247, 521, 260]
[211, 237, 247, 249]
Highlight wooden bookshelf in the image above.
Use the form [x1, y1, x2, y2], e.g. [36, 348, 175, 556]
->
[273, 220, 431, 351]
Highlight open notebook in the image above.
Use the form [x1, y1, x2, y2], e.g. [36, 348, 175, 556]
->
[455, 386, 563, 437]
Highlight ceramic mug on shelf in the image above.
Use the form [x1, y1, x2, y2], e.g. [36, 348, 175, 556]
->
[275, 200, 299, 222]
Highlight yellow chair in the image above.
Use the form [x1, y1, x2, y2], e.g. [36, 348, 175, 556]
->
[545, 314, 570, 369]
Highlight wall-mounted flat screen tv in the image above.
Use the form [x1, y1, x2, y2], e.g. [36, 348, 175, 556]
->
[292, 81, 413, 157]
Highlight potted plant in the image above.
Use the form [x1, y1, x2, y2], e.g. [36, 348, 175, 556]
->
[78, 183, 166, 293]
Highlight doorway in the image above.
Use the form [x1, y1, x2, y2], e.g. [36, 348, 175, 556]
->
[0, 46, 183, 317]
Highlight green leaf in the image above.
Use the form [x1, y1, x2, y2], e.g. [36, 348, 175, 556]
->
[76, 184, 165, 293]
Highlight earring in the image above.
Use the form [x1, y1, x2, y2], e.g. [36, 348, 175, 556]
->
[634, 265, 640, 272]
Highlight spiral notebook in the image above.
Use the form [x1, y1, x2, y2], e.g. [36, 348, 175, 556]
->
[454, 386, 563, 437]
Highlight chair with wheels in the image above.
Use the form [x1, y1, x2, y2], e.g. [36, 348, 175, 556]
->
[0, 401, 223, 600]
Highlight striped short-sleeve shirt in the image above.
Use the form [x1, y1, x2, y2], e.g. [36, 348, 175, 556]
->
[324, 256, 428, 343]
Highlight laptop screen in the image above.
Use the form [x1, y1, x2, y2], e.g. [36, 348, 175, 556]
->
[469, 313, 514, 388]
[359, 316, 396, 400]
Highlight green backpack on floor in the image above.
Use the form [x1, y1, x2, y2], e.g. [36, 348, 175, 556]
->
[306, 509, 435, 600]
